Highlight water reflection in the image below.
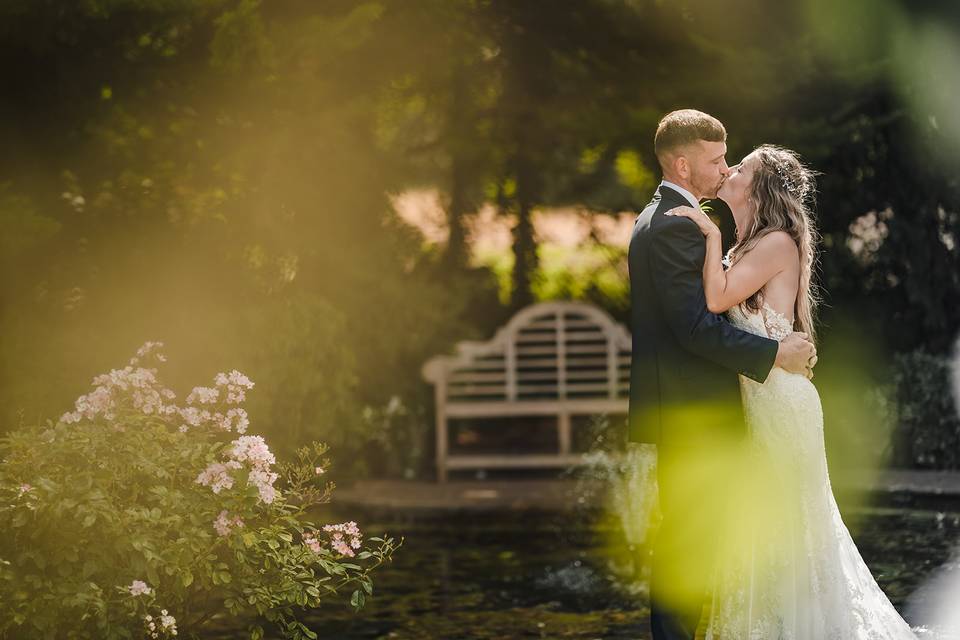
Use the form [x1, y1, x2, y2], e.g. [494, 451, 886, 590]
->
[281, 499, 959, 639]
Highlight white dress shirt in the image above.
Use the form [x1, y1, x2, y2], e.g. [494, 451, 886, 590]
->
[659, 179, 700, 209]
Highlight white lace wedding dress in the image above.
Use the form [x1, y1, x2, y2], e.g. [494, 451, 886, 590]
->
[703, 302, 918, 640]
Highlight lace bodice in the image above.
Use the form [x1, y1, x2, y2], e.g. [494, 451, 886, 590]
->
[727, 302, 793, 342]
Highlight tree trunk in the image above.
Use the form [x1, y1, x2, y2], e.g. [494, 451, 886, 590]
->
[443, 65, 470, 272]
[510, 149, 537, 309]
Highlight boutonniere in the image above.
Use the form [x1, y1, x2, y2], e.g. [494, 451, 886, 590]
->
[699, 201, 722, 227]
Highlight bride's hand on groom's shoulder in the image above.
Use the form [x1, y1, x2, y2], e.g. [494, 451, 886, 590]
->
[665, 206, 720, 238]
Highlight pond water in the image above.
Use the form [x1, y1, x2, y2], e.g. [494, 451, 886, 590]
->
[277, 494, 960, 640]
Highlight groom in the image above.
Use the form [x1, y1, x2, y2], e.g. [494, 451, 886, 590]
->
[627, 109, 816, 640]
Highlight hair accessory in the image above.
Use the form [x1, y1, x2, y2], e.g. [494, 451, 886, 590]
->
[774, 161, 807, 199]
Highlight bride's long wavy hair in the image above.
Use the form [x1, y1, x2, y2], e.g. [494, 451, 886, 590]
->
[727, 144, 821, 342]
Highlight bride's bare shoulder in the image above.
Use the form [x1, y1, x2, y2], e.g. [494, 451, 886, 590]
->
[752, 231, 799, 267]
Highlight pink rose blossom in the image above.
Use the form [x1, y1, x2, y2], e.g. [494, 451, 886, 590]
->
[144, 610, 177, 639]
[134, 341, 164, 361]
[302, 531, 323, 554]
[128, 579, 153, 596]
[214, 370, 254, 404]
[60, 343, 177, 425]
[186, 386, 219, 405]
[229, 435, 275, 469]
[322, 521, 362, 557]
[195, 461, 241, 494]
[247, 468, 279, 504]
[227, 408, 249, 434]
[213, 510, 244, 536]
[196, 435, 279, 504]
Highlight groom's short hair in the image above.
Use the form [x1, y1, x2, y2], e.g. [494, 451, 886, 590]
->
[654, 109, 726, 160]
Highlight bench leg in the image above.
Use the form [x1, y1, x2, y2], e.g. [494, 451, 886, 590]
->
[558, 412, 572, 455]
[436, 384, 448, 483]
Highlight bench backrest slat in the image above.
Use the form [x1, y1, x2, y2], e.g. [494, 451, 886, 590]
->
[423, 301, 632, 404]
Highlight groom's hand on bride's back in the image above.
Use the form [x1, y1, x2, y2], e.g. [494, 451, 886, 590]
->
[775, 332, 817, 379]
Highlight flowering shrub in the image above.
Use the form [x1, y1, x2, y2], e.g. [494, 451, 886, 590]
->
[0, 342, 400, 639]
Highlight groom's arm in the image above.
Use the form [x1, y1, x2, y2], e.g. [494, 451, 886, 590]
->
[651, 218, 777, 383]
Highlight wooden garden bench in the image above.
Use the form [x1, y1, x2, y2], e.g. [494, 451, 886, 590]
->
[422, 301, 632, 482]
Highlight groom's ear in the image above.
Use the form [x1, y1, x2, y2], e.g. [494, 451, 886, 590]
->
[657, 148, 690, 180]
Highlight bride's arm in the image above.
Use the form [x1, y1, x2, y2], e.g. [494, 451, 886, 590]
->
[700, 226, 729, 313]
[666, 208, 797, 313]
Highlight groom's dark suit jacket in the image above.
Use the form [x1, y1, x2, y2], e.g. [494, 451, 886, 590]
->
[627, 185, 778, 446]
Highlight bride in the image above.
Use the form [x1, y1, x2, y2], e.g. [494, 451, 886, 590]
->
[666, 144, 918, 639]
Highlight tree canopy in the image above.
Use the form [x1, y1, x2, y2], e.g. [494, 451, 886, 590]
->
[2, 0, 958, 471]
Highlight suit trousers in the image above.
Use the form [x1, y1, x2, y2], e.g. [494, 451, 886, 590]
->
[649, 444, 735, 640]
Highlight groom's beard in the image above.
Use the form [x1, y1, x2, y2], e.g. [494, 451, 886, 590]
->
[709, 176, 727, 198]
[692, 174, 725, 200]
